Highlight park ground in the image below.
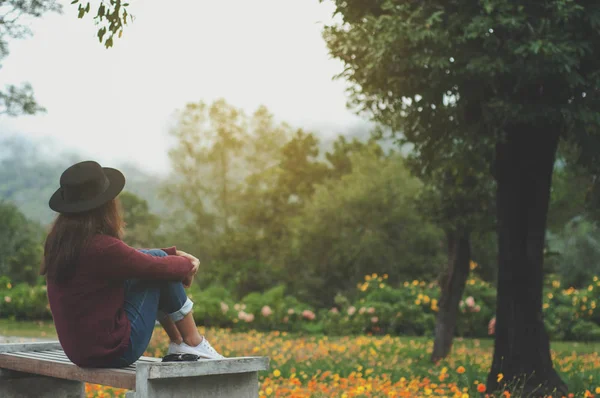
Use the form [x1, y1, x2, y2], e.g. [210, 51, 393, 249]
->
[1, 320, 600, 397]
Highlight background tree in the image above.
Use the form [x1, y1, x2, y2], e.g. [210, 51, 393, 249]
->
[119, 191, 162, 249]
[323, 0, 600, 394]
[0, 0, 61, 115]
[292, 148, 445, 306]
[408, 138, 496, 362]
[0, 202, 44, 285]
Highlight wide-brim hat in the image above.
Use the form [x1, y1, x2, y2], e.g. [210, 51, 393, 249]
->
[49, 160, 126, 214]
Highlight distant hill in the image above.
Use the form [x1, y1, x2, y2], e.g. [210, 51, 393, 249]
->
[0, 135, 168, 225]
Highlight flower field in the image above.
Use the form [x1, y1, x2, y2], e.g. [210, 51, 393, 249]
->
[85, 327, 600, 398]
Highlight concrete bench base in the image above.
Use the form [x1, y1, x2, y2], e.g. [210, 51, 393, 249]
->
[125, 371, 258, 398]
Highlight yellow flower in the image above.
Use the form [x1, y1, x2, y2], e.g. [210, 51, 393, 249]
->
[552, 280, 560, 288]
[469, 260, 478, 270]
[497, 373, 504, 382]
[265, 386, 273, 395]
[6, 283, 11, 289]
[273, 369, 281, 377]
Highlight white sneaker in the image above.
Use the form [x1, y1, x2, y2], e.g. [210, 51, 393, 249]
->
[167, 337, 225, 360]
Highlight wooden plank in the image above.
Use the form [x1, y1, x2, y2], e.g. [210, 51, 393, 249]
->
[0, 342, 62, 353]
[141, 356, 270, 379]
[0, 353, 136, 390]
[12, 351, 74, 363]
[34, 351, 138, 371]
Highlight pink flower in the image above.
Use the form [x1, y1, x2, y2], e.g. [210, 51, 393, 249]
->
[4, 296, 11, 303]
[220, 302, 229, 313]
[261, 305, 273, 317]
[234, 303, 241, 311]
[347, 306, 356, 315]
[474, 305, 481, 313]
[238, 311, 254, 322]
[302, 309, 315, 321]
[330, 307, 339, 314]
[359, 307, 366, 314]
[287, 308, 295, 315]
[465, 296, 475, 307]
[371, 316, 378, 323]
[367, 307, 375, 314]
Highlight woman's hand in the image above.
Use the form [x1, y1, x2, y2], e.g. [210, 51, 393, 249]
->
[177, 250, 199, 288]
[176, 250, 200, 272]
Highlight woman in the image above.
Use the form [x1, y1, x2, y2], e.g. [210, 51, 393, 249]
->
[41, 160, 224, 368]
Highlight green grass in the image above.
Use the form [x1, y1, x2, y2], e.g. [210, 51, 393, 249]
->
[0, 319, 57, 338]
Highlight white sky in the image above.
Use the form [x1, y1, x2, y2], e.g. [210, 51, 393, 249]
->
[0, 0, 365, 174]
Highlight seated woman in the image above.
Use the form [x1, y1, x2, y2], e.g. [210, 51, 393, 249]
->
[41, 160, 224, 367]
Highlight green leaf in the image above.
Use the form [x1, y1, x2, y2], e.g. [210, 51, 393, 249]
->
[97, 27, 106, 43]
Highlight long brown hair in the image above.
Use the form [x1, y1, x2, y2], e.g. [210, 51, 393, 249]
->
[41, 198, 125, 283]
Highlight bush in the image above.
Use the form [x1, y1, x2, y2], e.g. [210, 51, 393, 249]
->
[5, 272, 600, 342]
[0, 276, 51, 320]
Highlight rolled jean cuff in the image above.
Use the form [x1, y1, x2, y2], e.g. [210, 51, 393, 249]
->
[159, 298, 194, 323]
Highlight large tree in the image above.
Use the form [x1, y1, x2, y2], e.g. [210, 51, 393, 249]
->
[323, 0, 600, 394]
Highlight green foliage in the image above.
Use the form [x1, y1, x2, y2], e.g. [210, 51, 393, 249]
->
[70, 0, 131, 48]
[547, 217, 600, 288]
[0, 277, 51, 320]
[6, 272, 600, 342]
[0, 202, 44, 285]
[119, 191, 162, 248]
[197, 260, 285, 301]
[0, 0, 61, 115]
[292, 149, 445, 305]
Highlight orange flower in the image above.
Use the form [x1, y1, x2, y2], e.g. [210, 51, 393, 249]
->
[456, 366, 466, 374]
[477, 384, 486, 393]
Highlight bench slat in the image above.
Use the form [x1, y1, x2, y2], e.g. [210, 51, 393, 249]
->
[0, 353, 136, 390]
[0, 342, 62, 354]
[11, 351, 74, 363]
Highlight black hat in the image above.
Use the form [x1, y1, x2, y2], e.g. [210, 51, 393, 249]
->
[49, 161, 126, 214]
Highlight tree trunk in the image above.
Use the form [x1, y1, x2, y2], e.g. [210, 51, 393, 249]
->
[486, 126, 567, 396]
[431, 230, 471, 362]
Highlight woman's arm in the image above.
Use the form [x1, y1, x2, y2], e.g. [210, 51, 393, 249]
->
[93, 237, 194, 280]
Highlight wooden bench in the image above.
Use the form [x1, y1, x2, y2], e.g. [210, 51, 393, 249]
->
[0, 341, 269, 398]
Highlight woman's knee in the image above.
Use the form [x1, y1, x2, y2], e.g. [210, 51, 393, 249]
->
[138, 249, 167, 257]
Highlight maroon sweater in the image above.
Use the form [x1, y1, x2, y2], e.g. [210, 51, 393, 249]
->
[46, 235, 194, 367]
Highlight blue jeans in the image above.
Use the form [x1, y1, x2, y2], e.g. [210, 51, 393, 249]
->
[109, 249, 193, 367]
